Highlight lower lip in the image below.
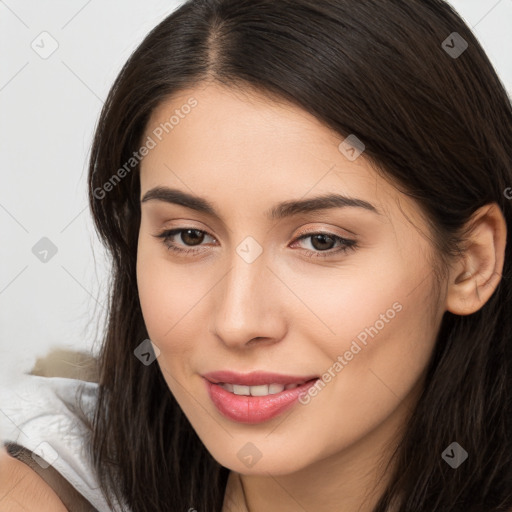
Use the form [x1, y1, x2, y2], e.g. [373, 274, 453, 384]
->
[204, 378, 319, 424]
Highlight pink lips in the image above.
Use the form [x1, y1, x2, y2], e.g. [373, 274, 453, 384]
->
[203, 370, 319, 424]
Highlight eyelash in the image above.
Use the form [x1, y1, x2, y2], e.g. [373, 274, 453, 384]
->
[154, 228, 358, 259]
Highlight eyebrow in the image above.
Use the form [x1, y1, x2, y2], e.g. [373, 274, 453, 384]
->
[140, 186, 381, 220]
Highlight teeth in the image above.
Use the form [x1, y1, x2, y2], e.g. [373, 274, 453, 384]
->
[232, 385, 250, 395]
[218, 382, 306, 396]
[268, 384, 285, 394]
[248, 384, 273, 396]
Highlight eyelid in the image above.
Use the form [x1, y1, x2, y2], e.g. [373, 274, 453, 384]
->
[292, 224, 355, 240]
[154, 225, 358, 259]
[290, 231, 357, 256]
[153, 227, 216, 247]
[154, 224, 354, 245]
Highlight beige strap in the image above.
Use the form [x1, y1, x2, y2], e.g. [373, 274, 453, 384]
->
[4, 442, 98, 511]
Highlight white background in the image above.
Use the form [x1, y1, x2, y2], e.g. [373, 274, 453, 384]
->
[1, 0, 511, 378]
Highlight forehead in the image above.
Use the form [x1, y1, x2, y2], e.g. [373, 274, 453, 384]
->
[139, 82, 423, 229]
[143, 82, 346, 160]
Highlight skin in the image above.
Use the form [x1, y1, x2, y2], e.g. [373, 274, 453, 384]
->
[136, 82, 506, 512]
[0, 446, 67, 511]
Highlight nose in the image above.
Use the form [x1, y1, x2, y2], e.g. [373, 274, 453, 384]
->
[210, 248, 287, 349]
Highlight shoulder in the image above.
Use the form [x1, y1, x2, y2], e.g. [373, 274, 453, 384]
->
[0, 445, 67, 511]
[0, 373, 98, 448]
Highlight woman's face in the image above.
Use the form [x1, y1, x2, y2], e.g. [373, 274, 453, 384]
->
[136, 82, 446, 475]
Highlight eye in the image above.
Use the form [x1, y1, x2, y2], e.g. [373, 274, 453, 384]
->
[153, 228, 216, 255]
[153, 228, 358, 259]
[290, 231, 357, 259]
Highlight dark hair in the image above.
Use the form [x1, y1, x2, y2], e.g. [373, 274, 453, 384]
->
[86, 0, 512, 510]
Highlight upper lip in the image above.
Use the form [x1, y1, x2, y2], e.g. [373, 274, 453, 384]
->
[202, 371, 319, 386]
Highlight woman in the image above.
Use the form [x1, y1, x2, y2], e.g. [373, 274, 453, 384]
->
[1, 0, 511, 510]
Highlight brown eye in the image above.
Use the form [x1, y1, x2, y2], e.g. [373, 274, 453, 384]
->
[154, 228, 216, 255]
[180, 229, 205, 246]
[309, 233, 336, 251]
[291, 231, 357, 259]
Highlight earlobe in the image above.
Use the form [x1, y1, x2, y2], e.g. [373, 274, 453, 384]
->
[445, 203, 507, 316]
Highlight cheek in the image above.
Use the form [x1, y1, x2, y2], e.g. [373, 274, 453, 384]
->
[318, 273, 437, 419]
[274, 251, 413, 357]
[136, 249, 170, 340]
[136, 233, 168, 327]
[280, 245, 438, 391]
[136, 240, 211, 354]
[136, 254, 200, 394]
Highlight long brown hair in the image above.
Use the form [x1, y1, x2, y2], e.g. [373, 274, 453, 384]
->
[85, 1, 512, 510]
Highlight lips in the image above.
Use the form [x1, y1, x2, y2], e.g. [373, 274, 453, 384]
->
[203, 370, 319, 423]
[202, 370, 318, 387]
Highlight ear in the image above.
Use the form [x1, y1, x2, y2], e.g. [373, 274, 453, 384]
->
[446, 203, 507, 316]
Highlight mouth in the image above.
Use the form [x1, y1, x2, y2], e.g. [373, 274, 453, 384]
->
[202, 370, 319, 387]
[214, 380, 316, 396]
[202, 371, 320, 424]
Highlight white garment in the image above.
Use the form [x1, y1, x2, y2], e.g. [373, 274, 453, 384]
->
[0, 374, 127, 512]
[0, 373, 247, 511]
